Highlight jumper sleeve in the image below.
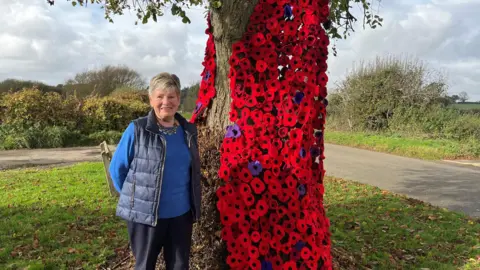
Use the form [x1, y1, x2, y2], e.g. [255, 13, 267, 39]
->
[109, 122, 135, 193]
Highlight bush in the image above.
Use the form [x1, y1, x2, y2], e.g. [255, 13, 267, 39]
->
[0, 88, 80, 130]
[80, 95, 149, 134]
[329, 55, 448, 131]
[0, 125, 83, 150]
[0, 87, 150, 149]
[87, 130, 123, 145]
[386, 106, 480, 140]
[327, 55, 480, 141]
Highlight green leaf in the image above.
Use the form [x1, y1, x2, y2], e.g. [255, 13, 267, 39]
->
[142, 10, 151, 24]
[211, 1, 222, 9]
[71, 1, 77, 6]
[171, 4, 179, 15]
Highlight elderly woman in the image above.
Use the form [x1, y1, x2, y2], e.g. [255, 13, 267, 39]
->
[109, 72, 201, 270]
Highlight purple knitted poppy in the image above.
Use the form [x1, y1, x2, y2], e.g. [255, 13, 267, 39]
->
[297, 184, 306, 196]
[225, 123, 241, 139]
[248, 160, 263, 176]
[194, 102, 202, 113]
[284, 4, 293, 19]
[322, 98, 329, 106]
[203, 70, 211, 81]
[294, 241, 306, 251]
[299, 147, 306, 158]
[294, 92, 305, 104]
[261, 260, 273, 270]
[310, 147, 320, 158]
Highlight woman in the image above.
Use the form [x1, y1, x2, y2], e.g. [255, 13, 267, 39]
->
[109, 72, 201, 270]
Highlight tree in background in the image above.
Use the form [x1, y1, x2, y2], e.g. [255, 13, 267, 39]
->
[180, 82, 200, 113]
[51, 0, 382, 268]
[64, 65, 147, 97]
[449, 94, 460, 103]
[458, 91, 470, 103]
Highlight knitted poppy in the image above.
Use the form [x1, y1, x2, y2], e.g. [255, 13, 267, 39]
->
[268, 179, 281, 195]
[297, 184, 306, 196]
[283, 4, 293, 19]
[282, 113, 297, 127]
[225, 123, 242, 139]
[256, 60, 268, 73]
[239, 219, 250, 232]
[256, 198, 269, 215]
[261, 260, 273, 270]
[251, 231, 261, 243]
[237, 167, 254, 183]
[251, 177, 266, 194]
[248, 160, 263, 176]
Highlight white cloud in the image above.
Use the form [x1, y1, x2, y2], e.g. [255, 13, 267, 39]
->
[0, 0, 209, 87]
[326, 0, 480, 101]
[0, 0, 479, 101]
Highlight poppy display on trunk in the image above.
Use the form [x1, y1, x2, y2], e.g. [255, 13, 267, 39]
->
[192, 0, 332, 269]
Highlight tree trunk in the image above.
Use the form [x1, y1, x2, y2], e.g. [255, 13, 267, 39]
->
[204, 1, 259, 133]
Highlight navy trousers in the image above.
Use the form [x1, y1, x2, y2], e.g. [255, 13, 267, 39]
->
[127, 211, 193, 270]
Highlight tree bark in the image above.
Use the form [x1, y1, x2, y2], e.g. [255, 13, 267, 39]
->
[204, 0, 259, 133]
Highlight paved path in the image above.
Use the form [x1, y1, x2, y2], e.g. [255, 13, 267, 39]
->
[324, 144, 480, 217]
[0, 146, 108, 170]
[1, 144, 479, 217]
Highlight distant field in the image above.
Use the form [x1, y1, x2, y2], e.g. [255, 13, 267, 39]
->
[450, 103, 480, 110]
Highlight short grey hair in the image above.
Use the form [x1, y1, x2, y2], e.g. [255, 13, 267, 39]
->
[148, 72, 181, 96]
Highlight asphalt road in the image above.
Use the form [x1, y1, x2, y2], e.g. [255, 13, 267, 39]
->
[1, 143, 479, 217]
[324, 144, 480, 217]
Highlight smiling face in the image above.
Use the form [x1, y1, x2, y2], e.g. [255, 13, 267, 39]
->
[149, 88, 180, 120]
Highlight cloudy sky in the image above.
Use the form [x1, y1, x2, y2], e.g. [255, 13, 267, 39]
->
[1, 0, 479, 101]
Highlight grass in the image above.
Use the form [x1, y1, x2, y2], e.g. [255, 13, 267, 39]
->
[450, 103, 480, 110]
[1, 163, 479, 269]
[325, 130, 480, 160]
[324, 177, 480, 269]
[0, 162, 127, 269]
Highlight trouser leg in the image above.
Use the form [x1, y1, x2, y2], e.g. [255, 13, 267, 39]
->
[127, 220, 167, 270]
[163, 211, 194, 270]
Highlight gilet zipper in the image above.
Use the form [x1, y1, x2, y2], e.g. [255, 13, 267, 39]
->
[153, 135, 167, 226]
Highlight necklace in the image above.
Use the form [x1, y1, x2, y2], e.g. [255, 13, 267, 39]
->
[158, 121, 179, 135]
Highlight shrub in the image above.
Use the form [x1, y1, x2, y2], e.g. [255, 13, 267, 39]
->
[87, 130, 123, 145]
[0, 87, 149, 149]
[329, 55, 448, 131]
[0, 124, 84, 150]
[80, 95, 149, 134]
[0, 88, 80, 130]
[327, 55, 480, 141]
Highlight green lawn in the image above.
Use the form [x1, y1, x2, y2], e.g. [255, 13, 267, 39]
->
[325, 177, 480, 269]
[325, 130, 480, 160]
[0, 163, 127, 269]
[1, 163, 479, 269]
